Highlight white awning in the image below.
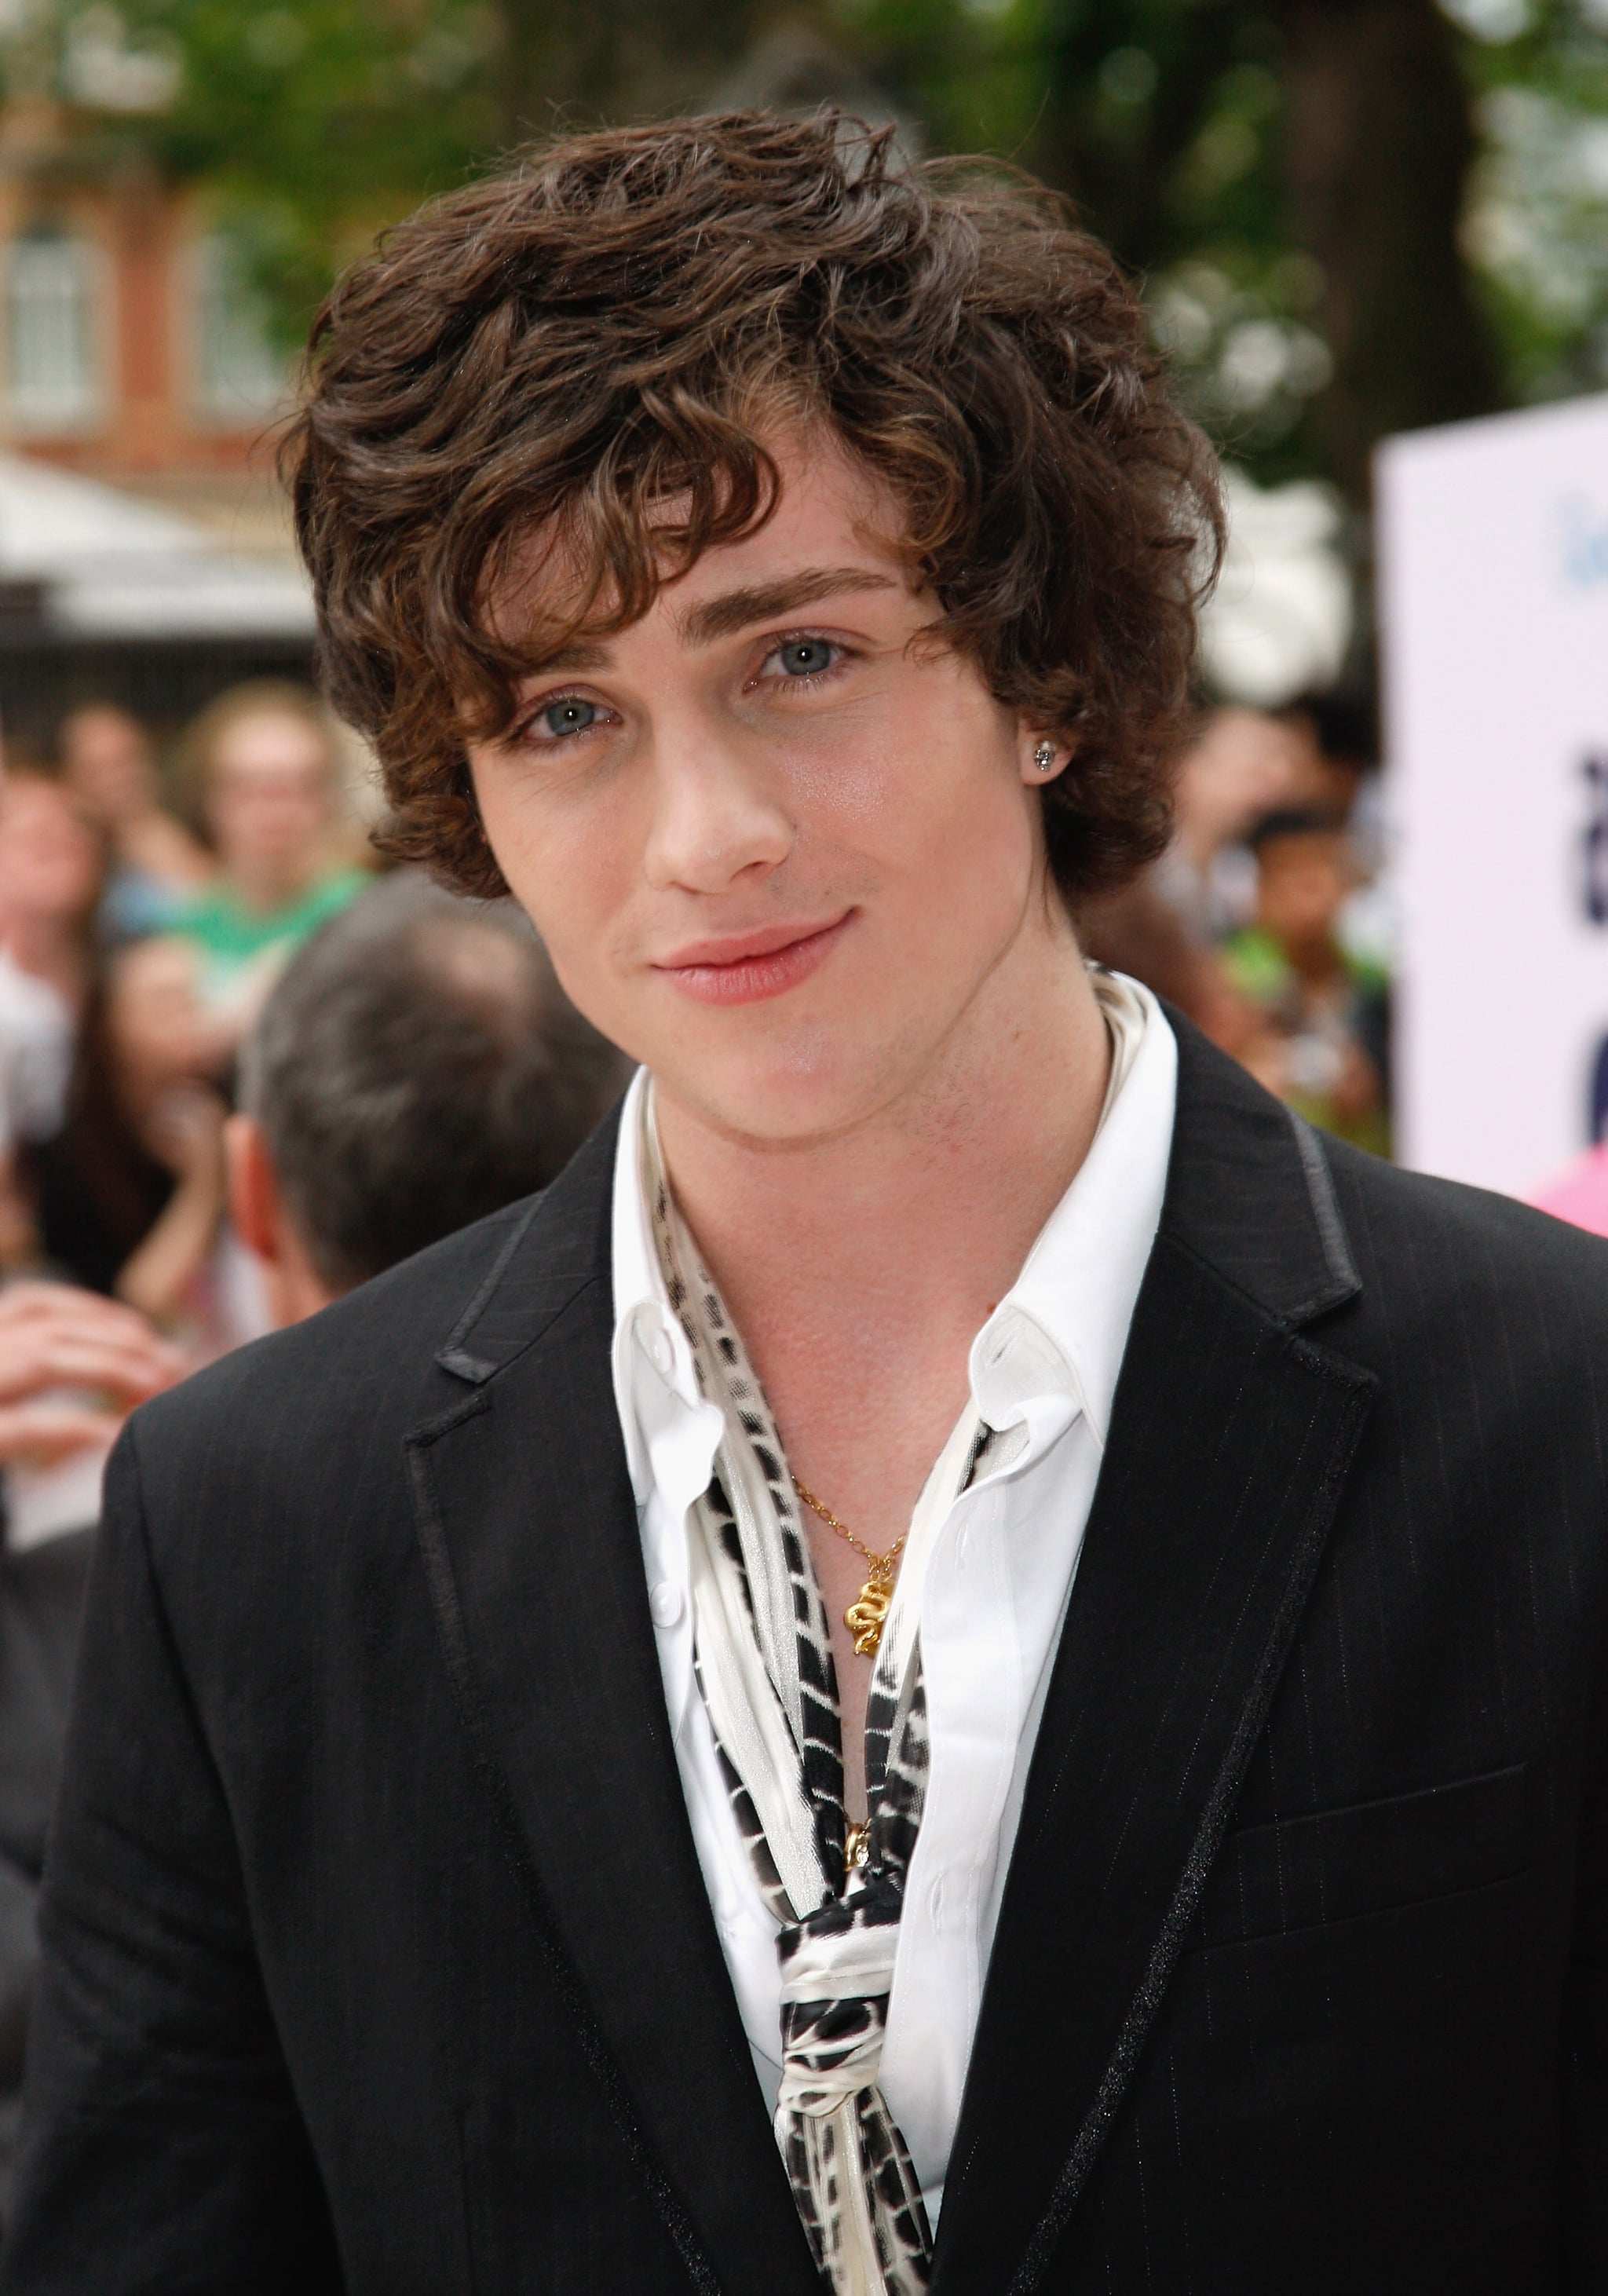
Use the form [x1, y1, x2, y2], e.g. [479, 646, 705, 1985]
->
[0, 451, 314, 640]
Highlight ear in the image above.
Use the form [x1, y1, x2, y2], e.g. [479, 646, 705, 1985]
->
[225, 1113, 282, 1266]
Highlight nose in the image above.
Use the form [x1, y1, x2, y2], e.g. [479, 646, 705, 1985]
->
[642, 718, 793, 894]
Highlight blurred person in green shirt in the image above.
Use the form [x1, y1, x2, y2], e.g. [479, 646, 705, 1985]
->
[170, 682, 369, 1044]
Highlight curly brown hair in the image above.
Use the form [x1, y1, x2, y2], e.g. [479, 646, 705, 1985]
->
[283, 112, 1222, 905]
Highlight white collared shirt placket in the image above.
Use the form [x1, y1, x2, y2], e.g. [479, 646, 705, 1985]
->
[879, 1321, 1091, 2205]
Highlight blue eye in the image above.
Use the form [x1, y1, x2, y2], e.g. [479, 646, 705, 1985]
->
[777, 639, 834, 677]
[540, 697, 598, 738]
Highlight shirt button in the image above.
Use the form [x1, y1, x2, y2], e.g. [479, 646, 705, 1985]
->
[927, 1877, 945, 1929]
[649, 1581, 685, 1628]
[648, 1329, 674, 1376]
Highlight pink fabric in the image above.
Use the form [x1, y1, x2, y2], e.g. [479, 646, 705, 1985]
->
[1529, 1146, 1608, 1238]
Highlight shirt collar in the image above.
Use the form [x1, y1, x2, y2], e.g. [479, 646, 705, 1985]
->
[610, 969, 1179, 1490]
[610, 1065, 707, 1506]
[966, 972, 1177, 1453]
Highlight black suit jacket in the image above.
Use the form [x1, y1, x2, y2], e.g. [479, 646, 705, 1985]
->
[2, 1024, 1605, 2294]
[0, 1530, 93, 2213]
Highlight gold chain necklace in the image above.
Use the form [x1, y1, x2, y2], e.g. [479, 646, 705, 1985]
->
[791, 1475, 906, 1658]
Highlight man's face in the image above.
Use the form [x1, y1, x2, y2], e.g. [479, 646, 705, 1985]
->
[61, 708, 155, 826]
[208, 714, 332, 880]
[466, 432, 1058, 1147]
[0, 779, 100, 928]
[1255, 830, 1354, 953]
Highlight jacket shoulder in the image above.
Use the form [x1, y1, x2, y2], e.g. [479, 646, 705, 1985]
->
[127, 1192, 546, 1485]
[1319, 1132, 1608, 1344]
[1326, 1131, 1608, 1263]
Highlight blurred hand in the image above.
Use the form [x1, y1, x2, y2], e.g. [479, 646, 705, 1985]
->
[145, 1087, 228, 1189]
[0, 1282, 183, 1467]
[0, 1157, 37, 1272]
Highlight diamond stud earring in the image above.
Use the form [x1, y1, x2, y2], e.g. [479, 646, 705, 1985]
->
[1032, 740, 1056, 773]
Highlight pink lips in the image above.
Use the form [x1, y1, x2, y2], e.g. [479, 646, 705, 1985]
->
[653, 914, 853, 1006]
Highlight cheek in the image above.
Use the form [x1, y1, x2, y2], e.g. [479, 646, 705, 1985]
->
[828, 696, 1036, 929]
[778, 710, 905, 835]
[471, 763, 637, 1015]
[784, 671, 1026, 872]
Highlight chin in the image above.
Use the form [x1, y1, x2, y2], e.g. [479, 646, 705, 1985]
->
[671, 1024, 914, 1150]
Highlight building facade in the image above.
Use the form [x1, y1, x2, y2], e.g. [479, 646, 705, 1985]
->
[0, 94, 283, 485]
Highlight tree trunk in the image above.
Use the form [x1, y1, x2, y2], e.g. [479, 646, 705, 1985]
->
[1278, 0, 1504, 504]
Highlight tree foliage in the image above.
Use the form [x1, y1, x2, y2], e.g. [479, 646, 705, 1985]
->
[842, 0, 1606, 493]
[9, 0, 1605, 494]
[106, 0, 503, 330]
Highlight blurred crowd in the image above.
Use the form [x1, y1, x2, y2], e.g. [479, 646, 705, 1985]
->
[0, 689, 367, 1341]
[0, 686, 629, 2191]
[1082, 693, 1392, 1160]
[0, 678, 631, 1452]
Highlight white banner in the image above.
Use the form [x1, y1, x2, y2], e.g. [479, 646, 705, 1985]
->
[1378, 391, 1608, 1196]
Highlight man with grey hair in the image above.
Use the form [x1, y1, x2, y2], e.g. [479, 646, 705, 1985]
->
[227, 875, 625, 1326]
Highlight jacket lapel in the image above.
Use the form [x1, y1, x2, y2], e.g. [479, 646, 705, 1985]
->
[405, 1117, 820, 2296]
[930, 1026, 1377, 2295]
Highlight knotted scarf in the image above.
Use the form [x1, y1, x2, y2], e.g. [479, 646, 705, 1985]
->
[644, 1093, 959, 2295]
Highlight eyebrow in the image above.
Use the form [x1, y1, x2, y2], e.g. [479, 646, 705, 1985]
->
[512, 565, 901, 682]
[514, 636, 613, 680]
[675, 566, 900, 647]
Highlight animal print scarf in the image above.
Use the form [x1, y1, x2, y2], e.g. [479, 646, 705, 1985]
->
[644, 1094, 951, 2296]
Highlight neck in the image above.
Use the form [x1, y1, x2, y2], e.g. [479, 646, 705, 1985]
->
[265, 1222, 338, 1327]
[117, 803, 165, 849]
[1284, 930, 1343, 984]
[654, 906, 1110, 1548]
[228, 858, 307, 915]
[1175, 821, 1216, 873]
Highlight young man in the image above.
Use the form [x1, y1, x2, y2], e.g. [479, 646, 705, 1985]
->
[2, 115, 1604, 2296]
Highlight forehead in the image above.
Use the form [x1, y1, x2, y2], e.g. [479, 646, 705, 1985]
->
[492, 426, 915, 648]
[69, 707, 142, 747]
[1260, 830, 1346, 866]
[214, 713, 328, 775]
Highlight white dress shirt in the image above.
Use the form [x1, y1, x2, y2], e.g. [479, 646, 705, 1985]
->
[609, 970, 1178, 2221]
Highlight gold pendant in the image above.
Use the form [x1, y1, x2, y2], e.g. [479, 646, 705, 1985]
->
[844, 1819, 870, 1874]
[844, 1567, 894, 1657]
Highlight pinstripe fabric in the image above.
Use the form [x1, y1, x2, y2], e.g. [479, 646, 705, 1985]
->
[934, 1037, 1608, 2294]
